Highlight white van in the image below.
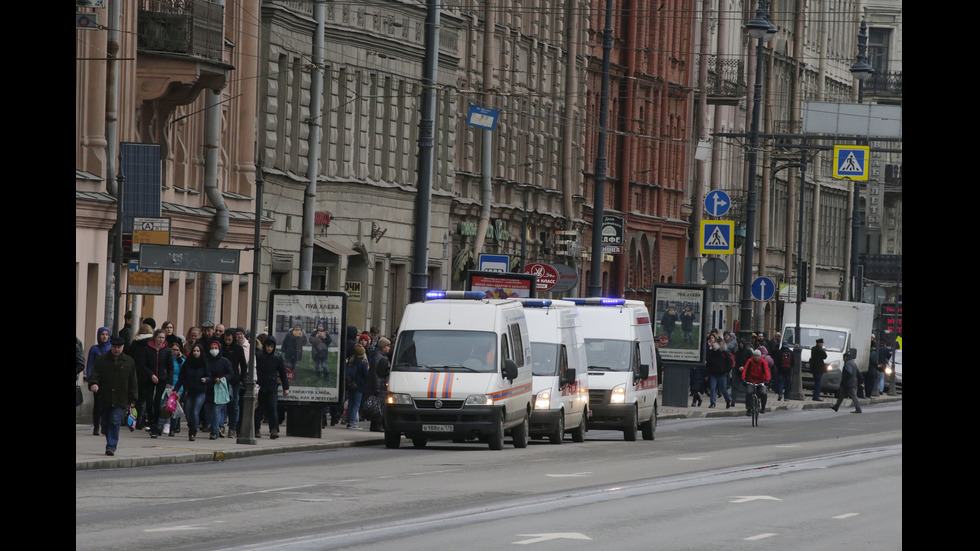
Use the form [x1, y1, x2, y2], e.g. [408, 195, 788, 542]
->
[565, 298, 658, 441]
[520, 299, 589, 444]
[384, 291, 533, 450]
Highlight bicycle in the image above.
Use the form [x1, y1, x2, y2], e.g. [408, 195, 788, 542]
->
[745, 382, 764, 427]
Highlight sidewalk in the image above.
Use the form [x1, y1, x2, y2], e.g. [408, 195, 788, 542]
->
[76, 393, 901, 471]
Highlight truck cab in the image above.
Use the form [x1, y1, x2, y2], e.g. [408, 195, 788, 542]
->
[384, 291, 533, 450]
[520, 299, 589, 444]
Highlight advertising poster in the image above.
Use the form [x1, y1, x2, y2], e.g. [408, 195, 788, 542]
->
[652, 285, 707, 363]
[268, 291, 347, 403]
[465, 270, 537, 298]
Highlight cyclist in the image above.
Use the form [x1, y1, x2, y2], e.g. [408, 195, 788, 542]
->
[741, 349, 771, 415]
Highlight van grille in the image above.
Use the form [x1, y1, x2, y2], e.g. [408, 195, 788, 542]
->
[413, 398, 465, 409]
[589, 389, 607, 404]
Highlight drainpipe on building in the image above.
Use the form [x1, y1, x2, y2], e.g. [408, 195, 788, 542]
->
[201, 86, 229, 321]
[106, 0, 122, 333]
[472, 1, 495, 260]
[561, 1, 579, 228]
[299, 0, 326, 290]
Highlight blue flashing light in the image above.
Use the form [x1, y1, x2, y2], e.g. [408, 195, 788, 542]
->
[522, 299, 553, 308]
[564, 297, 626, 306]
[425, 290, 486, 301]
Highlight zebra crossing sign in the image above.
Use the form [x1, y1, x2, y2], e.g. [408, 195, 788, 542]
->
[700, 221, 735, 255]
[833, 145, 869, 181]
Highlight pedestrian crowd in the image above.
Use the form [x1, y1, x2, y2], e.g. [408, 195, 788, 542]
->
[689, 328, 899, 416]
[79, 314, 395, 456]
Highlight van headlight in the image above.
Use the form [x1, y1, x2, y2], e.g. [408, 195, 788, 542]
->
[387, 392, 413, 406]
[884, 366, 893, 376]
[535, 391, 551, 410]
[610, 384, 626, 404]
[465, 394, 494, 406]
[826, 360, 840, 372]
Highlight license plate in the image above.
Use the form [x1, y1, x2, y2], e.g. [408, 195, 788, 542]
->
[422, 424, 453, 432]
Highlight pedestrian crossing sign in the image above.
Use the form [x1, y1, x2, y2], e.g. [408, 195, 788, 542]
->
[700, 220, 735, 255]
[833, 145, 869, 181]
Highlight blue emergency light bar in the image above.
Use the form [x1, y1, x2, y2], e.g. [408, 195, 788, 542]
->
[425, 290, 486, 300]
[521, 299, 553, 308]
[564, 297, 626, 306]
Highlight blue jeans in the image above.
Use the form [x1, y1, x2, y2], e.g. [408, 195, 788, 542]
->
[709, 375, 732, 406]
[100, 405, 126, 452]
[776, 370, 791, 397]
[812, 371, 824, 399]
[184, 393, 206, 434]
[347, 389, 363, 425]
[212, 403, 228, 433]
[227, 383, 241, 432]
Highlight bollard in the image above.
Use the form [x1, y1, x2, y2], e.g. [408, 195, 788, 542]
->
[787, 345, 805, 401]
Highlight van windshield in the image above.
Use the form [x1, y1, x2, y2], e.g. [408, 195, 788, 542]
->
[391, 330, 497, 373]
[584, 339, 631, 372]
[783, 327, 848, 352]
[531, 342, 559, 376]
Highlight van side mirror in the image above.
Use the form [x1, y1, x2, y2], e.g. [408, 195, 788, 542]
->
[561, 368, 576, 385]
[503, 359, 519, 381]
[636, 363, 650, 380]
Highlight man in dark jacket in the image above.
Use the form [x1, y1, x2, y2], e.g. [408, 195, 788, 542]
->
[220, 330, 248, 438]
[255, 336, 290, 439]
[705, 341, 734, 409]
[809, 338, 828, 401]
[88, 337, 139, 456]
[831, 350, 863, 413]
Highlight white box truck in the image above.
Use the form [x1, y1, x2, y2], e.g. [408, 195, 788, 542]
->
[520, 299, 589, 444]
[565, 298, 658, 441]
[384, 291, 533, 450]
[779, 298, 875, 395]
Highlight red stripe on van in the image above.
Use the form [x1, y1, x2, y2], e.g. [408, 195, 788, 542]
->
[636, 316, 650, 324]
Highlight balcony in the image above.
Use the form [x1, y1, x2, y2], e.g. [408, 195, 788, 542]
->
[138, 0, 224, 62]
[864, 71, 902, 98]
[700, 56, 746, 106]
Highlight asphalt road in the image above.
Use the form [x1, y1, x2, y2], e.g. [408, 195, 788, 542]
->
[75, 401, 902, 551]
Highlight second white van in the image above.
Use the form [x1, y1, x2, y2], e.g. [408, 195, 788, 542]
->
[520, 299, 589, 444]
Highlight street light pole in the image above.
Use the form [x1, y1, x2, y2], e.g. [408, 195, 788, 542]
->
[848, 19, 874, 301]
[738, 0, 773, 333]
[238, 159, 263, 445]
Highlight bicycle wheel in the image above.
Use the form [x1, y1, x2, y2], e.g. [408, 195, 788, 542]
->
[751, 391, 760, 427]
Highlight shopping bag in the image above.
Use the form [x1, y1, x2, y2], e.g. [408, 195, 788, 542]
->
[172, 400, 185, 420]
[360, 395, 383, 422]
[214, 379, 231, 405]
[165, 391, 180, 413]
[127, 406, 138, 431]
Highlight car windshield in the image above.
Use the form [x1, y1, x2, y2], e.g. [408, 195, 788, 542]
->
[893, 349, 901, 365]
[531, 342, 559, 376]
[785, 328, 848, 352]
[391, 330, 497, 373]
[584, 339, 631, 372]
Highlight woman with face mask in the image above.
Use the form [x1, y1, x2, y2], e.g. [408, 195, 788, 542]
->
[203, 341, 234, 440]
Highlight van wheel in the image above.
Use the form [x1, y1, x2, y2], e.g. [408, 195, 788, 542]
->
[489, 415, 505, 450]
[512, 413, 529, 448]
[641, 403, 657, 441]
[571, 412, 586, 443]
[412, 437, 427, 449]
[623, 407, 638, 441]
[384, 430, 400, 449]
[548, 414, 564, 445]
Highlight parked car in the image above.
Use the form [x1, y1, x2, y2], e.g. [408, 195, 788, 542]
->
[883, 349, 901, 392]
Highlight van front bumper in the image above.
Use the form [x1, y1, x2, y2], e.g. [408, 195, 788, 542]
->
[529, 409, 562, 435]
[384, 403, 501, 439]
[587, 403, 633, 429]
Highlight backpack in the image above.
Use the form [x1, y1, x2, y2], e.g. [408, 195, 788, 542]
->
[779, 349, 793, 370]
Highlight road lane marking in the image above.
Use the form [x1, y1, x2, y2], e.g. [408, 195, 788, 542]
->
[834, 513, 860, 519]
[745, 533, 777, 541]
